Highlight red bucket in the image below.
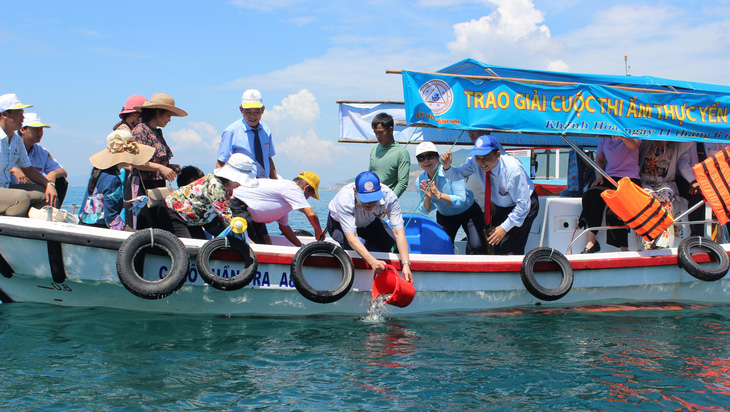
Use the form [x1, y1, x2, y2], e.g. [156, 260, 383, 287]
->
[371, 264, 415, 308]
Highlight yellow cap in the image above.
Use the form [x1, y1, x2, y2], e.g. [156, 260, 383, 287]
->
[297, 171, 320, 199]
[231, 217, 248, 234]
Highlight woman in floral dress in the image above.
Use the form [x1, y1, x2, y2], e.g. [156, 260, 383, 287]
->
[160, 153, 258, 239]
[638, 140, 692, 248]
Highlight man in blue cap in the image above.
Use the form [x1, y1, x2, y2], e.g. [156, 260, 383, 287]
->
[441, 134, 538, 255]
[327, 171, 412, 281]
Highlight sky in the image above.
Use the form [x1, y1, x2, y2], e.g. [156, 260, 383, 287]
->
[3, 0, 730, 187]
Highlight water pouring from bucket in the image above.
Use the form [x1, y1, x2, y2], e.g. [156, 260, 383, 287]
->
[371, 264, 415, 308]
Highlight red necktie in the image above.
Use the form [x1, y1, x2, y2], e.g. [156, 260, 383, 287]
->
[484, 171, 492, 225]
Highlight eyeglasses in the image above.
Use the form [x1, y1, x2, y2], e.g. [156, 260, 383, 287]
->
[417, 153, 439, 162]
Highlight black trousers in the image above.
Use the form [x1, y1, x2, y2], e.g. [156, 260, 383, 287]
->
[492, 191, 540, 255]
[579, 177, 640, 248]
[326, 213, 396, 253]
[135, 178, 167, 230]
[158, 206, 225, 240]
[229, 198, 269, 244]
[437, 202, 487, 254]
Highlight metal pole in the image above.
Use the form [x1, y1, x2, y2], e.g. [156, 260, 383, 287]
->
[560, 135, 619, 187]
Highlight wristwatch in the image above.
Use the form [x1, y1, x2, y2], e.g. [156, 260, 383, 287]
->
[47, 182, 55, 187]
[402, 261, 411, 266]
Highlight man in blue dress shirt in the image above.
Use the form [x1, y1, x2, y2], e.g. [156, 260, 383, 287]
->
[10, 113, 69, 206]
[217, 89, 278, 179]
[441, 134, 539, 255]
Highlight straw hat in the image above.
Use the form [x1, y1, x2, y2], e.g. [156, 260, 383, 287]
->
[89, 130, 155, 170]
[133, 93, 188, 117]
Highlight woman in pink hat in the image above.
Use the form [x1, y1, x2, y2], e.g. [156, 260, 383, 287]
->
[113, 94, 147, 132]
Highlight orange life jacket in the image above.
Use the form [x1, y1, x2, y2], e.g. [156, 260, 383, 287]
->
[692, 146, 730, 225]
[601, 177, 674, 242]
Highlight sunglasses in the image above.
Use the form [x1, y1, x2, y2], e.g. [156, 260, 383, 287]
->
[417, 152, 439, 162]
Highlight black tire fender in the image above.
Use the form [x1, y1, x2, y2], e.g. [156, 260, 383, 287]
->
[520, 247, 574, 301]
[196, 236, 257, 291]
[116, 229, 190, 300]
[290, 241, 354, 304]
[678, 236, 730, 282]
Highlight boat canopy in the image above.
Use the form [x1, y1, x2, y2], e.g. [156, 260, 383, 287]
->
[400, 59, 730, 145]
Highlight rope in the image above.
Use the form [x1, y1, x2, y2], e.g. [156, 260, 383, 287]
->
[404, 131, 465, 231]
[149, 229, 155, 248]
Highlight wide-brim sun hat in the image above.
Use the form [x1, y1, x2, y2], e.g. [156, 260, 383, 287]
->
[133, 93, 188, 117]
[89, 130, 155, 170]
[214, 153, 259, 188]
[470, 134, 500, 156]
[416, 141, 438, 156]
[297, 171, 320, 199]
[119, 94, 147, 118]
[355, 171, 383, 203]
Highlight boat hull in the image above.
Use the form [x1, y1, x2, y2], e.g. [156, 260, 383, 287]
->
[0, 217, 728, 316]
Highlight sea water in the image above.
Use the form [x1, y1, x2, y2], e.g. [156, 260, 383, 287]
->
[3, 188, 727, 409]
[2, 302, 730, 410]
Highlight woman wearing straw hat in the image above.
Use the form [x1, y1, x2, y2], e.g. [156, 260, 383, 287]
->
[114, 94, 147, 132]
[78, 130, 154, 230]
[130, 93, 187, 229]
[131, 93, 186, 189]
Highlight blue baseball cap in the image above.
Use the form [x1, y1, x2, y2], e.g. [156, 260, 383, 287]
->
[470, 134, 500, 156]
[355, 171, 383, 203]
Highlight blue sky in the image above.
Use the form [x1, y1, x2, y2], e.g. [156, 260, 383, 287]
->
[3, 0, 730, 187]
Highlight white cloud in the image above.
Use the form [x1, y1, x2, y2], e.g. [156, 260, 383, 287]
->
[284, 16, 316, 26]
[267, 89, 320, 127]
[227, 0, 304, 12]
[277, 129, 349, 165]
[446, 0, 566, 70]
[168, 121, 220, 150]
[70, 28, 108, 38]
[263, 90, 349, 174]
[555, 4, 730, 83]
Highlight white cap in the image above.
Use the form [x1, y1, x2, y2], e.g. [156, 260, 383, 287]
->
[241, 89, 263, 109]
[214, 153, 259, 188]
[22, 113, 50, 128]
[0, 93, 32, 113]
[416, 141, 439, 156]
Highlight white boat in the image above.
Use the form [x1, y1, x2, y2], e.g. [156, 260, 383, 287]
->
[0, 192, 726, 316]
[3, 59, 730, 316]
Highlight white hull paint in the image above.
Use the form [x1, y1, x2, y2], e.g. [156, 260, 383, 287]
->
[0, 211, 727, 316]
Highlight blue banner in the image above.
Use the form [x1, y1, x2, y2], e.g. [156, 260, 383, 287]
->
[402, 70, 730, 144]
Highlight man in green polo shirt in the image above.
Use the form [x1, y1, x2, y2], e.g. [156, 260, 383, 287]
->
[368, 112, 410, 198]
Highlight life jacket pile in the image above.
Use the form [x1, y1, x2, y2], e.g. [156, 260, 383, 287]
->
[692, 145, 730, 225]
[601, 177, 674, 242]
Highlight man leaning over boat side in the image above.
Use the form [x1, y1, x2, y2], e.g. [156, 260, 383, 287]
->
[217, 89, 278, 179]
[327, 171, 413, 281]
[230, 171, 323, 246]
[441, 134, 538, 255]
[0, 93, 57, 216]
[368, 112, 410, 198]
[9, 113, 69, 206]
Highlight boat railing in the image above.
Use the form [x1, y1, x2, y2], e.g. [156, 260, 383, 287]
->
[567, 218, 722, 255]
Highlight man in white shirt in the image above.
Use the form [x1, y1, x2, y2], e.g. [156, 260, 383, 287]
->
[231, 171, 322, 246]
[0, 94, 57, 216]
[442, 134, 538, 255]
[327, 171, 412, 281]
